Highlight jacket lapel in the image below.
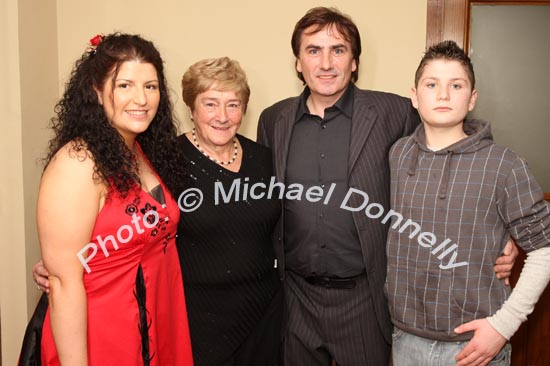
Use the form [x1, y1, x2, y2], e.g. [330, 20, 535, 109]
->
[348, 88, 377, 174]
[273, 98, 300, 182]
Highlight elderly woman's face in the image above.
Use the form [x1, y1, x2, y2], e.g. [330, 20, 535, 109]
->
[191, 88, 243, 149]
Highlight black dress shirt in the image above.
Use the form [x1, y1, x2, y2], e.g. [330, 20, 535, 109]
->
[284, 85, 365, 278]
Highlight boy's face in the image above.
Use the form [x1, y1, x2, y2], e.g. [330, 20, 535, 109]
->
[411, 59, 477, 129]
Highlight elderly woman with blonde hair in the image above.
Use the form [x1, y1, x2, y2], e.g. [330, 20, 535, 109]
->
[175, 57, 282, 366]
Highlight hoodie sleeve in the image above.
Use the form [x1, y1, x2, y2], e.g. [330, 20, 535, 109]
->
[499, 155, 550, 252]
[488, 155, 550, 339]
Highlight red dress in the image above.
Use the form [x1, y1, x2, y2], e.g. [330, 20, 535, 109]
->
[40, 173, 193, 365]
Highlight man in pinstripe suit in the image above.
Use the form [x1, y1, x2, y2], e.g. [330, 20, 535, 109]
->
[256, 7, 516, 366]
[256, 7, 419, 366]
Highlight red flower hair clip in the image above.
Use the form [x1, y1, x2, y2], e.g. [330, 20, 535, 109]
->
[87, 34, 104, 55]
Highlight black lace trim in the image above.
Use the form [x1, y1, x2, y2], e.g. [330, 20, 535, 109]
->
[134, 264, 155, 365]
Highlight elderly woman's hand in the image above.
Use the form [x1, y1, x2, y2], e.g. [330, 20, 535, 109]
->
[33, 259, 51, 293]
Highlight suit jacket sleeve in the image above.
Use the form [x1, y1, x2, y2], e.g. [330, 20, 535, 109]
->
[404, 99, 421, 137]
[256, 109, 270, 148]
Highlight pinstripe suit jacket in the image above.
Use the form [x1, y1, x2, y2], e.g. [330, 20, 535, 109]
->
[256, 84, 420, 343]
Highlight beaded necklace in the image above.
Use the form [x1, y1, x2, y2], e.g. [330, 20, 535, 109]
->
[191, 128, 238, 165]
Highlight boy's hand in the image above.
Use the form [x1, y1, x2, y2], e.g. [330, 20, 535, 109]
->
[494, 239, 518, 285]
[33, 259, 51, 293]
[454, 319, 506, 366]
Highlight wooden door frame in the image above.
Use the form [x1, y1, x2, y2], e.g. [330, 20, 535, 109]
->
[426, 0, 550, 202]
[426, 0, 550, 49]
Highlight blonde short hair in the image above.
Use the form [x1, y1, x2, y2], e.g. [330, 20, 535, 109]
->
[181, 57, 250, 113]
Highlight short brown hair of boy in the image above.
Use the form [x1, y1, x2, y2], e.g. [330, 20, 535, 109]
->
[415, 40, 476, 90]
[291, 6, 361, 84]
[181, 57, 251, 113]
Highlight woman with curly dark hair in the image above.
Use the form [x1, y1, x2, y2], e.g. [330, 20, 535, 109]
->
[23, 33, 193, 366]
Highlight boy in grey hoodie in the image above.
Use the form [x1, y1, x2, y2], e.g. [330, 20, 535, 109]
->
[386, 40, 550, 366]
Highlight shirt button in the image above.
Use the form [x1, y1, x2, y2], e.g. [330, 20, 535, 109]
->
[322, 124, 327, 129]
[320, 153, 326, 158]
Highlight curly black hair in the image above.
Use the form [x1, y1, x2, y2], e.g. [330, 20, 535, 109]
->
[45, 32, 186, 197]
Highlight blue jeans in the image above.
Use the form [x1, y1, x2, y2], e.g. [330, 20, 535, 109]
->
[392, 328, 511, 366]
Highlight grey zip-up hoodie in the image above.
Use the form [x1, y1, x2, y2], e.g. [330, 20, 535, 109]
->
[385, 119, 550, 341]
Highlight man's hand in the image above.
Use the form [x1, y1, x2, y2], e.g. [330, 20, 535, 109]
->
[33, 259, 51, 293]
[494, 239, 519, 285]
[454, 319, 507, 366]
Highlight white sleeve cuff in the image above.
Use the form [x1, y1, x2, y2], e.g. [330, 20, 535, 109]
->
[487, 246, 550, 340]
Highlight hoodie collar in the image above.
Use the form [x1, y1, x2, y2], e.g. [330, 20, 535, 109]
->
[407, 119, 494, 199]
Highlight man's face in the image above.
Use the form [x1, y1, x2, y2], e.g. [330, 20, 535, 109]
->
[296, 25, 357, 105]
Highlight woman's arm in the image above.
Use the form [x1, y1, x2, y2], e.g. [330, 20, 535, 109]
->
[37, 144, 103, 366]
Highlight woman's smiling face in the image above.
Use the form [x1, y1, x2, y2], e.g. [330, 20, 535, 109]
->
[96, 60, 160, 144]
[190, 88, 243, 150]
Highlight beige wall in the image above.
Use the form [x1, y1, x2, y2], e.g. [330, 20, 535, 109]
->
[19, 0, 59, 316]
[2, 0, 426, 364]
[0, 0, 27, 363]
[57, 0, 427, 137]
[1, 0, 58, 364]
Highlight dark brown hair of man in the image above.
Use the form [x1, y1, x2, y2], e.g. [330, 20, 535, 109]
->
[291, 6, 362, 83]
